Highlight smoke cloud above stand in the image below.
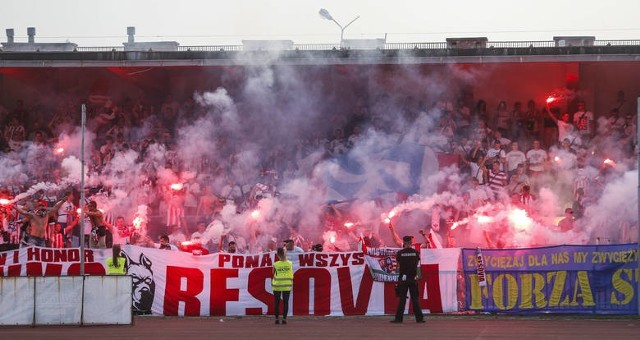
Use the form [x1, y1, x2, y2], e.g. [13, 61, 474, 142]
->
[0, 60, 637, 251]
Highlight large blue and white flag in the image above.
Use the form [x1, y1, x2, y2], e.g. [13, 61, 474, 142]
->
[324, 142, 439, 202]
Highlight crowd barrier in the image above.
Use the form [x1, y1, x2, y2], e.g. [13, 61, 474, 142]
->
[0, 245, 637, 317]
[0, 275, 132, 325]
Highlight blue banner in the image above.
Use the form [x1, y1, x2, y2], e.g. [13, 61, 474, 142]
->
[462, 244, 639, 314]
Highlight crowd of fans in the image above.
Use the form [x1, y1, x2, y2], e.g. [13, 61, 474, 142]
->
[0, 85, 637, 253]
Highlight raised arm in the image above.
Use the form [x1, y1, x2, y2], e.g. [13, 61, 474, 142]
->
[84, 209, 103, 218]
[48, 198, 66, 217]
[13, 204, 32, 218]
[418, 229, 431, 248]
[388, 222, 402, 247]
[544, 108, 558, 123]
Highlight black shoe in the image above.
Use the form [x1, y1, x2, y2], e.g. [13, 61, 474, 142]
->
[282, 320, 287, 325]
[416, 320, 426, 323]
[390, 320, 402, 323]
[275, 319, 280, 324]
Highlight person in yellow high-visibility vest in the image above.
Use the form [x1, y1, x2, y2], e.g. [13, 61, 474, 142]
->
[272, 247, 293, 324]
[106, 244, 127, 275]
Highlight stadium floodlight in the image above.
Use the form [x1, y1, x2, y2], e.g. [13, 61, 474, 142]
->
[318, 8, 360, 48]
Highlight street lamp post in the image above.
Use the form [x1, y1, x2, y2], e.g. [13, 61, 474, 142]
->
[319, 8, 360, 48]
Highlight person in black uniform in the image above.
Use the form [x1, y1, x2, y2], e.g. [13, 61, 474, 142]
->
[390, 235, 425, 324]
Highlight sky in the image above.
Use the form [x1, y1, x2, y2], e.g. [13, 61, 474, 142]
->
[2, 0, 640, 47]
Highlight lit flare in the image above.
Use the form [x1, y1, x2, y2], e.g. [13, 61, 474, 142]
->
[477, 215, 493, 224]
[133, 216, 143, 229]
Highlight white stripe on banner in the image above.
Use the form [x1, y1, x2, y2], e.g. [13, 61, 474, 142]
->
[1, 246, 461, 316]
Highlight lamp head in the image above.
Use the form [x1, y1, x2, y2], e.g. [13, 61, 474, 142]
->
[319, 8, 334, 21]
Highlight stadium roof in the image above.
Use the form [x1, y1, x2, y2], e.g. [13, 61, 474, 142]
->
[2, 37, 640, 67]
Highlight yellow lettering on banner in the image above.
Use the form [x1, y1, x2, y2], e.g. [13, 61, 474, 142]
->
[467, 255, 476, 268]
[493, 274, 518, 310]
[573, 271, 595, 307]
[481, 255, 526, 269]
[573, 251, 588, 263]
[591, 250, 638, 264]
[527, 254, 548, 267]
[519, 273, 547, 309]
[547, 271, 566, 307]
[468, 273, 489, 309]
[551, 252, 569, 265]
[611, 269, 635, 305]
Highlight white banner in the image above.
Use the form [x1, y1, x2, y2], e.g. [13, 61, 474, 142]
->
[0, 246, 461, 316]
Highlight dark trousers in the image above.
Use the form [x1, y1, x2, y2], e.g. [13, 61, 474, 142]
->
[274, 291, 291, 320]
[394, 280, 424, 322]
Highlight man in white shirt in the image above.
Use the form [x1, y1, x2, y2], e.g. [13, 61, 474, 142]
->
[284, 239, 304, 253]
[57, 191, 77, 246]
[486, 140, 506, 171]
[573, 101, 594, 144]
[152, 234, 179, 251]
[505, 142, 526, 176]
[168, 225, 186, 247]
[526, 140, 548, 191]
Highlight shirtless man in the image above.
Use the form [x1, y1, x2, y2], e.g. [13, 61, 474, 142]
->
[14, 197, 66, 247]
[84, 200, 108, 249]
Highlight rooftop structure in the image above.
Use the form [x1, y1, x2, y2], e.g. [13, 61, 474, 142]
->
[1, 27, 639, 67]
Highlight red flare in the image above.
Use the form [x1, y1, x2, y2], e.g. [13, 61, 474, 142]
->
[0, 198, 10, 205]
[133, 216, 143, 229]
[170, 183, 184, 190]
[344, 222, 354, 228]
[251, 210, 260, 219]
[477, 216, 493, 224]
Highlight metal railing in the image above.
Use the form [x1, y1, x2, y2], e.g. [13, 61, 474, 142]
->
[75, 46, 125, 52]
[484, 41, 557, 48]
[45, 39, 640, 53]
[593, 39, 640, 46]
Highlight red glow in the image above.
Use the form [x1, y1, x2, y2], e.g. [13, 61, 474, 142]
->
[546, 96, 556, 104]
[603, 158, 616, 166]
[330, 235, 336, 243]
[344, 222, 354, 228]
[0, 198, 10, 205]
[251, 210, 260, 219]
[477, 216, 493, 224]
[76, 208, 82, 214]
[508, 208, 533, 232]
[133, 216, 143, 229]
[170, 183, 184, 190]
[55, 147, 65, 154]
[554, 156, 560, 162]
[383, 210, 396, 224]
